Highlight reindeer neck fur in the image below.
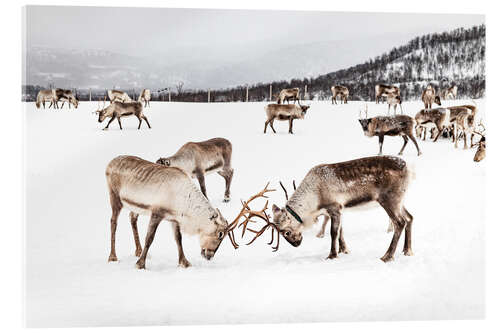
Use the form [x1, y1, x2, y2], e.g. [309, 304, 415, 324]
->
[287, 176, 322, 228]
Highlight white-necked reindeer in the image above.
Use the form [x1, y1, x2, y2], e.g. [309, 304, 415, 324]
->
[94, 100, 151, 130]
[107, 89, 133, 103]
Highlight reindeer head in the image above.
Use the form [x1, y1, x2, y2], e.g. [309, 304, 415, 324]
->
[199, 208, 230, 260]
[94, 99, 107, 122]
[270, 204, 303, 247]
[434, 95, 442, 106]
[300, 104, 310, 115]
[70, 96, 79, 108]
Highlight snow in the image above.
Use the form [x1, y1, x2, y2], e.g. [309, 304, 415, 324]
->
[24, 99, 485, 327]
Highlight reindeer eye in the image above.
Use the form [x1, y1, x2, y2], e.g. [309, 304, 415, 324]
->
[284, 231, 291, 237]
[218, 231, 224, 240]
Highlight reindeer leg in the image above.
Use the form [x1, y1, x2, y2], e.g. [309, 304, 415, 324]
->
[398, 135, 409, 155]
[408, 133, 422, 156]
[402, 207, 414, 256]
[196, 170, 208, 199]
[264, 120, 270, 133]
[326, 206, 342, 260]
[288, 118, 294, 134]
[108, 191, 123, 262]
[378, 135, 384, 155]
[142, 115, 152, 129]
[136, 115, 142, 129]
[316, 216, 328, 238]
[172, 222, 191, 268]
[339, 226, 349, 254]
[217, 167, 233, 203]
[433, 126, 444, 142]
[270, 119, 277, 133]
[104, 115, 116, 130]
[117, 117, 123, 130]
[129, 212, 142, 257]
[378, 198, 405, 262]
[136, 213, 163, 270]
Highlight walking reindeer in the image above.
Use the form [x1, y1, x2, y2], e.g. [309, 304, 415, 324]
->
[156, 138, 234, 202]
[239, 156, 415, 262]
[94, 100, 151, 130]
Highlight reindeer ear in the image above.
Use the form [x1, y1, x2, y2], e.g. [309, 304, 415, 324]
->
[272, 204, 281, 215]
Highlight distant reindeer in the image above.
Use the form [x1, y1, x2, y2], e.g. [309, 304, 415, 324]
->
[105, 155, 240, 269]
[452, 109, 476, 149]
[331, 85, 349, 104]
[244, 156, 415, 262]
[94, 101, 151, 130]
[138, 89, 151, 107]
[264, 103, 310, 134]
[386, 93, 403, 115]
[277, 88, 300, 104]
[375, 84, 400, 104]
[156, 138, 234, 202]
[358, 107, 421, 156]
[414, 108, 451, 142]
[35, 89, 57, 109]
[52, 89, 79, 109]
[421, 85, 441, 109]
[473, 136, 485, 162]
[440, 85, 458, 100]
[107, 89, 133, 103]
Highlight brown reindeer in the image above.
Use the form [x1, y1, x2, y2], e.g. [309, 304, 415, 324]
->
[331, 85, 349, 104]
[277, 88, 300, 104]
[414, 108, 451, 142]
[35, 89, 57, 109]
[264, 103, 310, 134]
[421, 85, 441, 109]
[107, 89, 133, 103]
[473, 136, 485, 162]
[375, 84, 400, 104]
[440, 85, 458, 100]
[94, 101, 151, 130]
[242, 156, 415, 262]
[105, 155, 242, 269]
[358, 111, 421, 156]
[156, 138, 234, 202]
[386, 93, 403, 115]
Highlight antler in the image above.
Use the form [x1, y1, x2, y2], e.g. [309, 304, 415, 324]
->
[226, 183, 276, 249]
[243, 204, 281, 252]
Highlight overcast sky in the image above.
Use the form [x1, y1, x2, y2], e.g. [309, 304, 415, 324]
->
[26, 6, 484, 59]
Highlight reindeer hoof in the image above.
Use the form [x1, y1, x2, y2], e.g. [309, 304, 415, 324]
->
[380, 255, 394, 263]
[108, 254, 118, 262]
[316, 233, 324, 238]
[135, 260, 146, 269]
[223, 197, 230, 203]
[403, 249, 414, 256]
[178, 259, 192, 268]
[340, 247, 350, 254]
[326, 253, 338, 260]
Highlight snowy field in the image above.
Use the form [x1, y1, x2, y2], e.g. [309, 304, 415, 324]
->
[24, 99, 485, 327]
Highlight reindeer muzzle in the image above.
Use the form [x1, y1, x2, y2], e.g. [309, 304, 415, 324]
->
[201, 248, 215, 260]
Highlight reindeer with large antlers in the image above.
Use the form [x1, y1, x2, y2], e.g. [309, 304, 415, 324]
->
[242, 156, 415, 262]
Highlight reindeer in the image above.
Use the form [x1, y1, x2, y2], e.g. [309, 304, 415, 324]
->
[414, 108, 451, 142]
[240, 156, 415, 262]
[421, 85, 441, 109]
[331, 85, 349, 104]
[375, 84, 400, 104]
[277, 88, 300, 104]
[452, 109, 476, 149]
[51, 89, 79, 109]
[94, 100, 151, 130]
[138, 89, 151, 107]
[386, 93, 403, 115]
[107, 89, 133, 103]
[105, 155, 250, 269]
[156, 138, 234, 202]
[35, 89, 57, 109]
[440, 85, 458, 100]
[358, 106, 421, 156]
[264, 103, 310, 134]
[473, 136, 485, 162]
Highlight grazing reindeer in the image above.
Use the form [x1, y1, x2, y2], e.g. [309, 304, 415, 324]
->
[94, 101, 151, 130]
[358, 107, 421, 156]
[156, 138, 234, 202]
[138, 89, 151, 107]
[414, 108, 451, 142]
[331, 85, 349, 104]
[35, 89, 57, 109]
[440, 85, 458, 100]
[107, 89, 133, 103]
[277, 88, 300, 104]
[421, 85, 441, 109]
[243, 156, 415, 262]
[473, 136, 485, 162]
[105, 155, 241, 269]
[264, 103, 310, 134]
[375, 84, 400, 104]
[386, 93, 403, 115]
[52, 89, 78, 109]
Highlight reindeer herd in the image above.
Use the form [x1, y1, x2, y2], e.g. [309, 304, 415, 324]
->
[32, 82, 485, 270]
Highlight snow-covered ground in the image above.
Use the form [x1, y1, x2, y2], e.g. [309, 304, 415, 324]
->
[24, 99, 485, 327]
